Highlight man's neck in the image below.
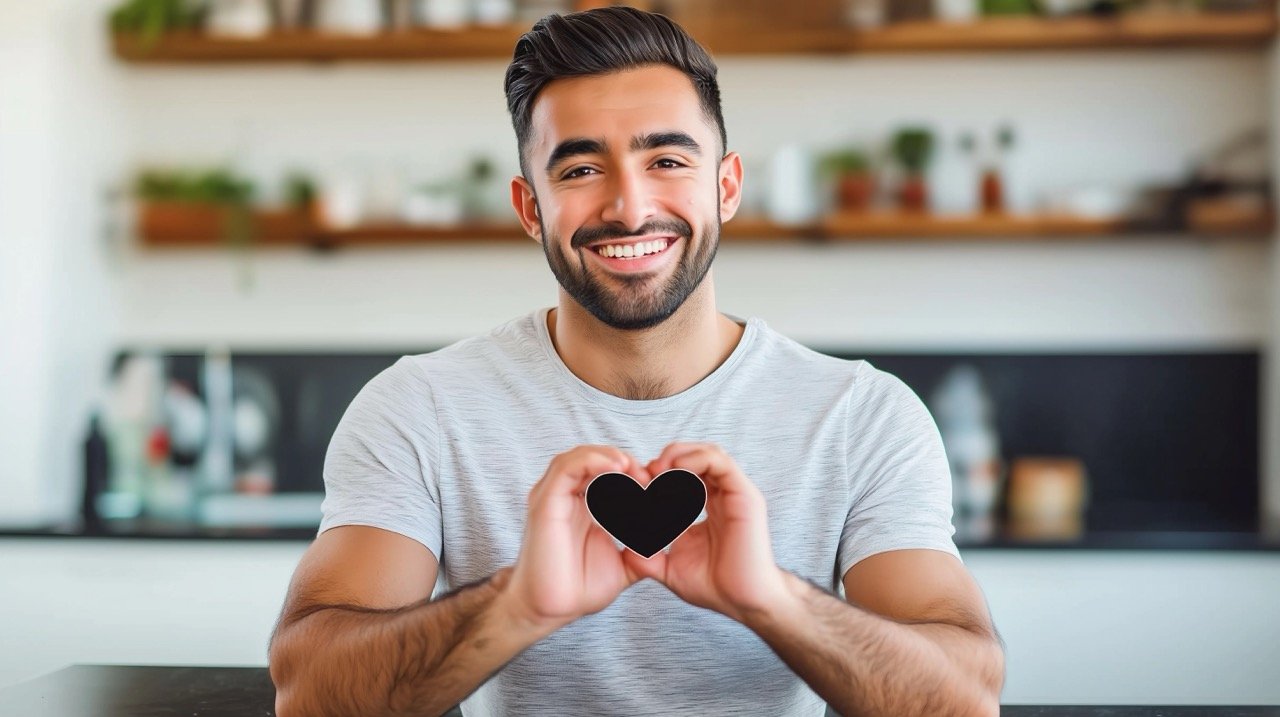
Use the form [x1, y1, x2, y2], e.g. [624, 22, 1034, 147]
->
[547, 283, 745, 401]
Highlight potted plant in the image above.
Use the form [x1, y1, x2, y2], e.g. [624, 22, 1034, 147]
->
[110, 0, 208, 51]
[819, 147, 876, 213]
[134, 167, 256, 248]
[890, 126, 936, 213]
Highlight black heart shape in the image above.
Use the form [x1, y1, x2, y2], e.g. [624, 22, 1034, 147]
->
[585, 469, 707, 559]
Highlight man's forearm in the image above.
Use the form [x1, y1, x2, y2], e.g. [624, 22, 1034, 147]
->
[743, 571, 1003, 717]
[270, 566, 557, 717]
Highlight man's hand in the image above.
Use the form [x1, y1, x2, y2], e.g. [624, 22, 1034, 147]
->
[502, 445, 653, 633]
[622, 442, 789, 624]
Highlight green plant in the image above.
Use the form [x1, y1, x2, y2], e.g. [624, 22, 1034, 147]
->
[283, 171, 318, 210]
[110, 0, 207, 49]
[890, 127, 935, 175]
[981, 0, 1036, 15]
[134, 167, 256, 256]
[134, 167, 255, 204]
[468, 156, 495, 185]
[819, 148, 871, 177]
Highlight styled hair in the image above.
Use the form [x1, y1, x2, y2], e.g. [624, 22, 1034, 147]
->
[503, 6, 727, 179]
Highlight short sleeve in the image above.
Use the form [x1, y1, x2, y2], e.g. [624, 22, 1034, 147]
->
[837, 363, 961, 582]
[317, 356, 443, 560]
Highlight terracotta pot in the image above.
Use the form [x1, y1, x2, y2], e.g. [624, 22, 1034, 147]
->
[837, 173, 876, 212]
[138, 201, 311, 247]
[139, 202, 226, 246]
[897, 172, 930, 213]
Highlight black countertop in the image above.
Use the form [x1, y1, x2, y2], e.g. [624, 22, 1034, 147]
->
[4, 522, 1280, 551]
[1, 666, 1276, 717]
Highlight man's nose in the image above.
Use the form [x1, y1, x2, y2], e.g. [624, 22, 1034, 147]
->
[599, 167, 657, 231]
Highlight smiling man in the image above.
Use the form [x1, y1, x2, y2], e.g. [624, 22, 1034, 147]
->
[268, 7, 1004, 717]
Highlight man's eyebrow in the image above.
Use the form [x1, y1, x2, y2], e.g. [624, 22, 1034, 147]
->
[545, 138, 606, 174]
[631, 131, 702, 156]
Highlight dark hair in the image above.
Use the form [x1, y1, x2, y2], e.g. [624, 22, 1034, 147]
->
[503, 6, 727, 180]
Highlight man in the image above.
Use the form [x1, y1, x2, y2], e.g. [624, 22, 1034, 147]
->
[269, 7, 1004, 717]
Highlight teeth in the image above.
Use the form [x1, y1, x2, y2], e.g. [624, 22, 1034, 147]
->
[596, 239, 669, 259]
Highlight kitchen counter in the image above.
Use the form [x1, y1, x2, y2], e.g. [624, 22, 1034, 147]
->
[4, 522, 1280, 551]
[1, 665, 1276, 717]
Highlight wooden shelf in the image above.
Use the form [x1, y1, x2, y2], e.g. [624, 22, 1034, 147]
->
[820, 211, 1129, 239]
[136, 211, 813, 248]
[838, 11, 1278, 53]
[134, 205, 1271, 249]
[112, 11, 1277, 63]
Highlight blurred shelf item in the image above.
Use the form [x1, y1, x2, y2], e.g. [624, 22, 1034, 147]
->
[111, 11, 1277, 64]
[135, 206, 1271, 248]
[1185, 195, 1276, 236]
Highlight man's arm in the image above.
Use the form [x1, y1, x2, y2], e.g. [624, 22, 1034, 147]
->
[742, 549, 1004, 717]
[271, 446, 653, 717]
[268, 526, 557, 717]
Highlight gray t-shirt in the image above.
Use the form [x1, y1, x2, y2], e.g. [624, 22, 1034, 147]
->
[319, 306, 960, 717]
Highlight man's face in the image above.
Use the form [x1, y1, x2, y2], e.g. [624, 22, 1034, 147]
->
[512, 64, 741, 331]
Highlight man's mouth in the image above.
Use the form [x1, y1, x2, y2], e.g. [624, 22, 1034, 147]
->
[587, 236, 677, 260]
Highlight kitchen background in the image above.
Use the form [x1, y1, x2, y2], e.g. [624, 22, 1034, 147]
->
[2, 0, 1279, 708]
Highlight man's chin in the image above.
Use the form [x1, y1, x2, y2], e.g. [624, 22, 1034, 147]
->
[588, 299, 679, 331]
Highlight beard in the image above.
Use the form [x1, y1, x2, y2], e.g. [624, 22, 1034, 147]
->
[540, 198, 721, 332]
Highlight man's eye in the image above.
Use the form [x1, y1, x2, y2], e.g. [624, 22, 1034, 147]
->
[653, 159, 684, 169]
[563, 167, 596, 179]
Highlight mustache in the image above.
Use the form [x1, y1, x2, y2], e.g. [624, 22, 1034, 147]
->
[571, 218, 693, 250]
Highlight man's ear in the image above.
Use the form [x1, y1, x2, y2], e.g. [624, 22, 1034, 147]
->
[718, 152, 744, 224]
[511, 175, 542, 243]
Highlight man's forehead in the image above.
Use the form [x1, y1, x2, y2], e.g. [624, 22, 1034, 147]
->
[527, 65, 711, 158]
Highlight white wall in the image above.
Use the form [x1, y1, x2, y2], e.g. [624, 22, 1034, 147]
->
[0, 2, 122, 526]
[0, 4, 60, 524]
[2, 2, 1276, 528]
[113, 239, 1269, 351]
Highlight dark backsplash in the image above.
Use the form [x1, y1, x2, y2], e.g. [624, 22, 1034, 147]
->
[847, 351, 1260, 533]
[151, 347, 1260, 534]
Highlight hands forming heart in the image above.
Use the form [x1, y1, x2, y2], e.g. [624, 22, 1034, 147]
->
[585, 443, 791, 625]
[585, 468, 706, 559]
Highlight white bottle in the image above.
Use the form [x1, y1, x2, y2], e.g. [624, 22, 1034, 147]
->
[474, 0, 514, 26]
[933, 0, 979, 23]
[199, 347, 236, 498]
[929, 130, 979, 216]
[418, 0, 471, 29]
[207, 0, 273, 37]
[930, 364, 1003, 540]
[766, 144, 819, 226]
[317, 0, 384, 34]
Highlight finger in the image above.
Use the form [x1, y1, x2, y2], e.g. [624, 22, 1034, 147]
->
[621, 540, 668, 582]
[530, 446, 629, 515]
[662, 446, 762, 513]
[646, 441, 709, 476]
[650, 443, 741, 491]
[618, 451, 651, 487]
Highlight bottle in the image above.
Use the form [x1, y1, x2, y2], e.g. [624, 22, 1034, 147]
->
[200, 347, 237, 500]
[81, 411, 110, 534]
[766, 144, 820, 226]
[980, 123, 1016, 214]
[930, 364, 1004, 541]
[99, 352, 167, 521]
[930, 130, 979, 215]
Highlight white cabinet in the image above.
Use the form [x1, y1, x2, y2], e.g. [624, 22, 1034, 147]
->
[0, 539, 306, 689]
[2, 539, 1278, 704]
[966, 549, 1280, 705]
